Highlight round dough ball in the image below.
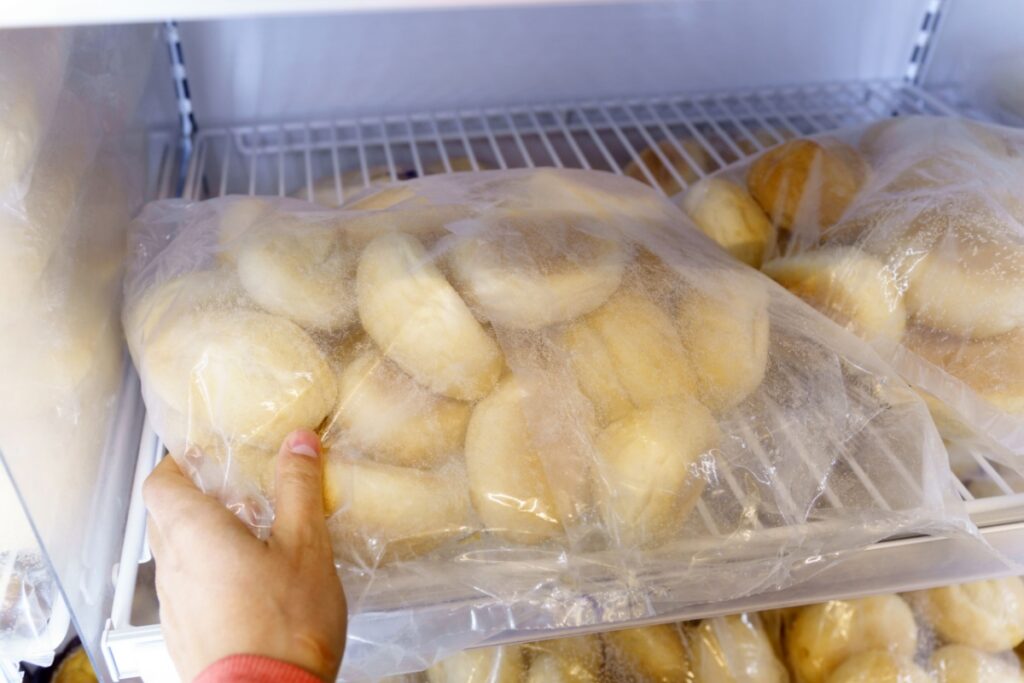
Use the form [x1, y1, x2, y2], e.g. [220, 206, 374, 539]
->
[236, 221, 356, 331]
[596, 394, 718, 547]
[465, 376, 564, 544]
[142, 309, 337, 450]
[825, 650, 931, 683]
[448, 209, 629, 330]
[624, 138, 717, 196]
[562, 290, 698, 424]
[762, 246, 906, 344]
[525, 635, 603, 683]
[909, 577, 1024, 652]
[215, 197, 276, 263]
[905, 326, 1024, 416]
[688, 615, 788, 683]
[746, 138, 868, 234]
[785, 595, 918, 683]
[679, 177, 776, 267]
[323, 456, 473, 564]
[357, 232, 503, 400]
[323, 347, 470, 468]
[676, 275, 770, 413]
[603, 625, 691, 683]
[859, 116, 1010, 164]
[931, 645, 1024, 683]
[427, 646, 524, 683]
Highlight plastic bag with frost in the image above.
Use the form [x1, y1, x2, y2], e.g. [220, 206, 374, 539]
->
[124, 167, 970, 680]
[678, 116, 1024, 455]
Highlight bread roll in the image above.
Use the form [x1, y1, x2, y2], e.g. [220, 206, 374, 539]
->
[525, 635, 603, 683]
[562, 290, 698, 424]
[427, 646, 524, 683]
[676, 275, 770, 413]
[688, 614, 788, 683]
[296, 158, 481, 207]
[859, 116, 1010, 164]
[909, 577, 1024, 652]
[824, 650, 930, 683]
[216, 197, 275, 263]
[785, 595, 918, 683]
[357, 232, 503, 400]
[930, 644, 1024, 683]
[596, 395, 718, 546]
[762, 246, 906, 344]
[448, 209, 629, 330]
[679, 177, 776, 267]
[324, 347, 470, 468]
[465, 377, 564, 543]
[624, 138, 717, 196]
[323, 456, 472, 564]
[747, 138, 868, 234]
[603, 625, 691, 682]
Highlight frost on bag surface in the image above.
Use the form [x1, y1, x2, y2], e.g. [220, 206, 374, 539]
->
[678, 116, 1024, 454]
[124, 168, 967, 680]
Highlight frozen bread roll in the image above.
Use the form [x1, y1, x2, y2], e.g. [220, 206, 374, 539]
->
[448, 209, 629, 329]
[603, 625, 691, 683]
[679, 177, 776, 267]
[931, 645, 1024, 683]
[762, 246, 906, 344]
[562, 290, 698, 424]
[624, 137, 716, 196]
[324, 347, 470, 468]
[142, 309, 337, 450]
[747, 138, 868, 234]
[427, 646, 524, 683]
[909, 577, 1024, 652]
[216, 197, 275, 262]
[525, 635, 603, 683]
[859, 115, 1010, 164]
[323, 456, 472, 564]
[688, 615, 787, 683]
[786, 595, 918, 683]
[357, 232, 503, 400]
[465, 377, 564, 543]
[236, 221, 356, 331]
[596, 394, 718, 546]
[825, 650, 930, 683]
[291, 165, 405, 207]
[907, 326, 1024, 415]
[676, 275, 770, 413]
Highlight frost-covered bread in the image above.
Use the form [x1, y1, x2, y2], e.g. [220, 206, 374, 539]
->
[747, 138, 868, 234]
[562, 290, 697, 424]
[858, 115, 1010, 164]
[603, 625, 691, 683]
[676, 275, 770, 413]
[323, 457, 473, 564]
[427, 646, 524, 683]
[930, 645, 1024, 683]
[679, 177, 776, 267]
[324, 348, 470, 468]
[216, 197, 275, 262]
[596, 395, 718, 546]
[237, 222, 356, 331]
[762, 247, 906, 344]
[449, 210, 629, 329]
[357, 232, 503, 400]
[624, 138, 717, 196]
[141, 309, 337, 451]
[909, 577, 1024, 652]
[465, 377, 564, 543]
[786, 595, 918, 683]
[688, 615, 788, 683]
[525, 635, 603, 683]
[824, 650, 930, 683]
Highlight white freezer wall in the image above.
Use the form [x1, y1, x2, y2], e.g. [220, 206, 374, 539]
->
[178, 0, 929, 125]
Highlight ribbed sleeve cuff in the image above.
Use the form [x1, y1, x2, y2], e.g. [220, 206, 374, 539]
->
[193, 654, 325, 683]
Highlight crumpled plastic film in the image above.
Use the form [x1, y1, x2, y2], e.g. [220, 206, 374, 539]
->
[675, 116, 1024, 459]
[124, 167, 972, 680]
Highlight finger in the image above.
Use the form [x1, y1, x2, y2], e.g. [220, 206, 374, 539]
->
[143, 456, 209, 523]
[271, 430, 327, 549]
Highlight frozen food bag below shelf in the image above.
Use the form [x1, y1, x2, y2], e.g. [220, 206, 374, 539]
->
[124, 167, 974, 681]
[674, 115, 1024, 457]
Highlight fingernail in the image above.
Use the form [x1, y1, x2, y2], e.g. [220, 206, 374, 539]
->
[290, 443, 319, 458]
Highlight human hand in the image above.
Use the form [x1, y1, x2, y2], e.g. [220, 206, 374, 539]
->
[143, 430, 347, 682]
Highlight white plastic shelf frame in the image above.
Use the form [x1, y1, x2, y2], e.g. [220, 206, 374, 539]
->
[103, 79, 1024, 682]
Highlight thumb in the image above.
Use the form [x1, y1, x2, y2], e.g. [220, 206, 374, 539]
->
[271, 429, 327, 548]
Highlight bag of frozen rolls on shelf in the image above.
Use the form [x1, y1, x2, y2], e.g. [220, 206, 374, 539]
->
[675, 116, 1024, 457]
[125, 167, 973, 679]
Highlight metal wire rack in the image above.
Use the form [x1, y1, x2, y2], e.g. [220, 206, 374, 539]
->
[104, 78, 1024, 681]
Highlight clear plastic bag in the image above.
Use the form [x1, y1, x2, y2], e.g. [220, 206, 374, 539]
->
[124, 168, 971, 680]
[676, 116, 1024, 456]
